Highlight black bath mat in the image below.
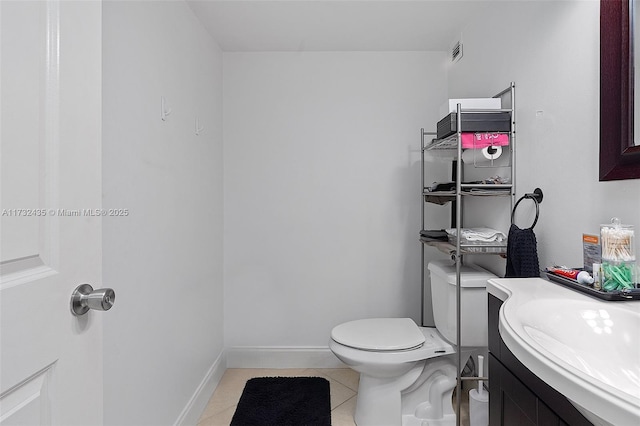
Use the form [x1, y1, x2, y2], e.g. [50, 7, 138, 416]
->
[230, 376, 331, 426]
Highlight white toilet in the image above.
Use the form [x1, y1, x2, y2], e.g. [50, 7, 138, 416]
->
[329, 260, 496, 426]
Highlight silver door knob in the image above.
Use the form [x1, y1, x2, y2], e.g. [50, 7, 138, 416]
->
[70, 284, 115, 316]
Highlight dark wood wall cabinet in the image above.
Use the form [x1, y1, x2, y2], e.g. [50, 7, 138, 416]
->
[488, 294, 593, 425]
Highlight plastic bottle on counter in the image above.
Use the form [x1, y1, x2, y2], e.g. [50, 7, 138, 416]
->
[593, 263, 602, 290]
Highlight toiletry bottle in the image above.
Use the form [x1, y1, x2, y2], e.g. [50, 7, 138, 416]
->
[593, 263, 602, 290]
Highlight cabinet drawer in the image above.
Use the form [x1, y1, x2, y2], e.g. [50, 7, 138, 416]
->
[490, 354, 565, 426]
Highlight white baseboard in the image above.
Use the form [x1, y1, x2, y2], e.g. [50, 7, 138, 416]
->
[225, 346, 347, 369]
[173, 351, 227, 426]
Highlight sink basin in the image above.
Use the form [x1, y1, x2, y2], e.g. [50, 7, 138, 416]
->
[489, 278, 640, 426]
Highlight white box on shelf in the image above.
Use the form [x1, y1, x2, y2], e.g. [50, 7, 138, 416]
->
[439, 98, 502, 117]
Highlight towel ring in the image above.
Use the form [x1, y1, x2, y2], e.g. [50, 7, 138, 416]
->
[511, 188, 543, 229]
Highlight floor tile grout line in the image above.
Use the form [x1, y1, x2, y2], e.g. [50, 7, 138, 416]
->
[300, 368, 358, 394]
[324, 374, 358, 392]
[198, 402, 239, 425]
[197, 410, 222, 426]
[331, 394, 356, 412]
[331, 378, 358, 392]
[314, 368, 360, 392]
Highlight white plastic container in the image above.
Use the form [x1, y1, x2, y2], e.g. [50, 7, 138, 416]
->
[601, 218, 635, 262]
[439, 98, 502, 117]
[428, 260, 497, 347]
[600, 218, 637, 291]
[469, 388, 489, 426]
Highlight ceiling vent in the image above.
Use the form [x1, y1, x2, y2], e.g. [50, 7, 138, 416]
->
[451, 39, 463, 63]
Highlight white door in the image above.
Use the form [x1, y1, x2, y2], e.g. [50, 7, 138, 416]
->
[0, 1, 104, 425]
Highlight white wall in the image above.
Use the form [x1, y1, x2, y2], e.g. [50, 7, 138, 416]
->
[448, 0, 640, 275]
[102, 1, 224, 424]
[223, 52, 450, 349]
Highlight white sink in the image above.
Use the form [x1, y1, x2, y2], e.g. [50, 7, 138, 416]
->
[488, 278, 640, 426]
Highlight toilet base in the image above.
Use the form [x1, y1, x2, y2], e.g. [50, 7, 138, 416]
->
[353, 355, 460, 426]
[401, 413, 456, 426]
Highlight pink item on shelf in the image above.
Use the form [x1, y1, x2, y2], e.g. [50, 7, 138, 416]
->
[461, 132, 509, 149]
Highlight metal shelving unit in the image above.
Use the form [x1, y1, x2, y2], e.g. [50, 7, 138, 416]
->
[420, 82, 516, 426]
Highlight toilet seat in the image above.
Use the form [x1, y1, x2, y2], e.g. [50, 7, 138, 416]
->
[329, 325, 455, 367]
[331, 318, 426, 351]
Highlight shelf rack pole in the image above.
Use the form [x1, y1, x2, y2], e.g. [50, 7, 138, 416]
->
[510, 82, 516, 209]
[455, 103, 463, 426]
[421, 128, 425, 326]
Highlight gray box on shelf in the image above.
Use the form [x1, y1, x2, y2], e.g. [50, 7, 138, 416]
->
[436, 111, 511, 140]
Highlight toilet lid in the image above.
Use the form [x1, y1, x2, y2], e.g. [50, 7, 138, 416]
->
[331, 318, 425, 351]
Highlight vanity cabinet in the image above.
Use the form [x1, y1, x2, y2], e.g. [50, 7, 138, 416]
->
[488, 294, 593, 426]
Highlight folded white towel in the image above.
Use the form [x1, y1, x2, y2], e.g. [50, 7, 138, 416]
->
[445, 227, 507, 242]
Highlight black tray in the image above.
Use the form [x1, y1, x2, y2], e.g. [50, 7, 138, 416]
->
[545, 272, 640, 301]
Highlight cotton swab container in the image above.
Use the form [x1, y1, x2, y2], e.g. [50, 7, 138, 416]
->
[469, 355, 488, 426]
[600, 218, 637, 291]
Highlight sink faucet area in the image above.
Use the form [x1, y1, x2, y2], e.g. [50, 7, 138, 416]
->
[487, 277, 640, 426]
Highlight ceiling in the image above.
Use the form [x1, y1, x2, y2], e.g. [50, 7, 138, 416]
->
[185, 0, 502, 52]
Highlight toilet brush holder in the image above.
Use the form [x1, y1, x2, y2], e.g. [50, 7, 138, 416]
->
[469, 388, 489, 426]
[469, 354, 488, 426]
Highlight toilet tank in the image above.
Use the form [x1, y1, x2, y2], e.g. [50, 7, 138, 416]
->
[427, 260, 497, 347]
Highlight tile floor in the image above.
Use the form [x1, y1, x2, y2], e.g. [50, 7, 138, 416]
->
[197, 368, 470, 426]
